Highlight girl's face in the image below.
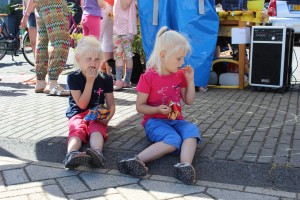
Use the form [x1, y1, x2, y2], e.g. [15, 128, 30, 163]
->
[76, 52, 101, 76]
[160, 50, 186, 75]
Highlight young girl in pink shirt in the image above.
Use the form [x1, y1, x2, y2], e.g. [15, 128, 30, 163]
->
[117, 26, 201, 185]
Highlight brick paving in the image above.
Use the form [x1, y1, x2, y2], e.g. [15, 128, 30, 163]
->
[0, 50, 300, 196]
[0, 156, 299, 200]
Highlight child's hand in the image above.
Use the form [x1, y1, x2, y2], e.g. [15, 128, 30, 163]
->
[181, 65, 194, 81]
[86, 67, 98, 83]
[157, 105, 171, 115]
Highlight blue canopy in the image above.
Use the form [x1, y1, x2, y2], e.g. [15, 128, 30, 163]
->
[138, 0, 219, 87]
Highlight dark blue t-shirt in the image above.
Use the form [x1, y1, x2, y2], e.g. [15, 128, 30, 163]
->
[66, 71, 113, 119]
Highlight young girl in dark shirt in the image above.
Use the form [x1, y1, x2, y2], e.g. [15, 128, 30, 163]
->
[64, 36, 115, 169]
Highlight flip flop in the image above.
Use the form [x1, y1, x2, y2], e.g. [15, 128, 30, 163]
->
[49, 85, 70, 96]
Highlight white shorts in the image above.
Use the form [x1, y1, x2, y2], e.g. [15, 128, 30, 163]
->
[100, 3, 113, 52]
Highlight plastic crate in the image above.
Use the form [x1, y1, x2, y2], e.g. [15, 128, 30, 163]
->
[222, 0, 247, 10]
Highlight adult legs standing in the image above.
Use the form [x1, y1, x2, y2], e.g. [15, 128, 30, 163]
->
[34, 0, 70, 94]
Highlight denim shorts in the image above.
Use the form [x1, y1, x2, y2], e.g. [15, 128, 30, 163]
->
[27, 12, 36, 28]
[144, 118, 201, 153]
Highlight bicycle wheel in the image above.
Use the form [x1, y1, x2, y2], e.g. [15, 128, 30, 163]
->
[21, 31, 35, 66]
[0, 33, 7, 60]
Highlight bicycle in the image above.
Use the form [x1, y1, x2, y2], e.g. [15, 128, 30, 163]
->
[0, 5, 34, 66]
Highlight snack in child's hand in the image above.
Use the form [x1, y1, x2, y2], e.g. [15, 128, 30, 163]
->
[180, 66, 189, 70]
[168, 100, 180, 120]
[84, 105, 110, 121]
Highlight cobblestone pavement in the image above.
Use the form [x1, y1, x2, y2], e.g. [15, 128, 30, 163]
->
[0, 48, 300, 197]
[0, 156, 299, 200]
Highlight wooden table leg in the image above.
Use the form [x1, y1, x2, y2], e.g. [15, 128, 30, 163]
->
[238, 21, 246, 89]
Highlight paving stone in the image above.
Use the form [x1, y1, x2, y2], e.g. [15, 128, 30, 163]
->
[67, 188, 118, 200]
[213, 150, 229, 160]
[105, 193, 126, 200]
[218, 140, 235, 152]
[242, 153, 257, 162]
[25, 165, 79, 181]
[118, 136, 143, 150]
[257, 148, 274, 163]
[140, 179, 205, 199]
[0, 186, 44, 199]
[228, 146, 246, 160]
[207, 188, 279, 200]
[57, 176, 89, 194]
[0, 157, 28, 171]
[3, 168, 29, 185]
[117, 184, 156, 200]
[6, 180, 56, 191]
[80, 172, 139, 190]
[0, 195, 29, 200]
[244, 187, 297, 198]
[252, 131, 267, 142]
[43, 184, 67, 199]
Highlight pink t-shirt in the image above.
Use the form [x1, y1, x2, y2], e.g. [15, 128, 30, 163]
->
[136, 68, 188, 126]
[113, 0, 137, 35]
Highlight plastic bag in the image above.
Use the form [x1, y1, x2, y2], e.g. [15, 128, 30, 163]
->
[268, 0, 277, 16]
[84, 105, 110, 121]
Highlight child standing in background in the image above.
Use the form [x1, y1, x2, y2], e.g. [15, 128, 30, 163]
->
[81, 0, 105, 40]
[112, 0, 137, 90]
[117, 26, 201, 185]
[64, 36, 115, 169]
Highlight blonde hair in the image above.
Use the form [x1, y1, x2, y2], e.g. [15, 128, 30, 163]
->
[74, 36, 103, 74]
[146, 26, 191, 74]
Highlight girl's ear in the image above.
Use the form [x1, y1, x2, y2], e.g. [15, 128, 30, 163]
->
[160, 50, 166, 59]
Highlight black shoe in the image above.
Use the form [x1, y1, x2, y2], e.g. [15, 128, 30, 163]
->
[86, 148, 105, 167]
[63, 151, 91, 169]
[174, 163, 196, 185]
[118, 156, 148, 177]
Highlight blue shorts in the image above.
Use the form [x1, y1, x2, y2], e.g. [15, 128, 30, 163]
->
[27, 12, 36, 28]
[144, 118, 201, 153]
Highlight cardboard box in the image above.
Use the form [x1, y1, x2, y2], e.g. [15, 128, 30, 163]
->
[231, 27, 251, 44]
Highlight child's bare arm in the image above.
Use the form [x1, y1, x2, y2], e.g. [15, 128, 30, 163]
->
[120, 0, 133, 9]
[136, 92, 171, 115]
[104, 92, 115, 122]
[71, 82, 94, 110]
[181, 65, 195, 105]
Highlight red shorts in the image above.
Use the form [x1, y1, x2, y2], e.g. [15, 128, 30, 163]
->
[68, 110, 108, 143]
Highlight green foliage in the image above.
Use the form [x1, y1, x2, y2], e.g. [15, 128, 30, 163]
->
[0, 0, 22, 15]
[132, 25, 146, 64]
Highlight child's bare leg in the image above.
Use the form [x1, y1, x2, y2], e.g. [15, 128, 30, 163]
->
[123, 58, 133, 85]
[175, 138, 197, 185]
[86, 132, 105, 167]
[67, 136, 82, 152]
[89, 132, 104, 150]
[137, 141, 176, 163]
[180, 138, 197, 164]
[103, 52, 113, 75]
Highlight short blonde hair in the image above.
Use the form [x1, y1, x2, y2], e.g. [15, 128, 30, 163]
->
[146, 26, 191, 74]
[74, 36, 103, 70]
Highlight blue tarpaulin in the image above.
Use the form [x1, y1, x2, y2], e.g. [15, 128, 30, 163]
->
[138, 0, 219, 87]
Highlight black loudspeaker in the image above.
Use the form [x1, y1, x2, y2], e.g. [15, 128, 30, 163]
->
[249, 26, 294, 91]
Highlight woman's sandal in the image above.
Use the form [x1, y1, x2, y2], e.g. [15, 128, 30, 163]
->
[44, 85, 70, 96]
